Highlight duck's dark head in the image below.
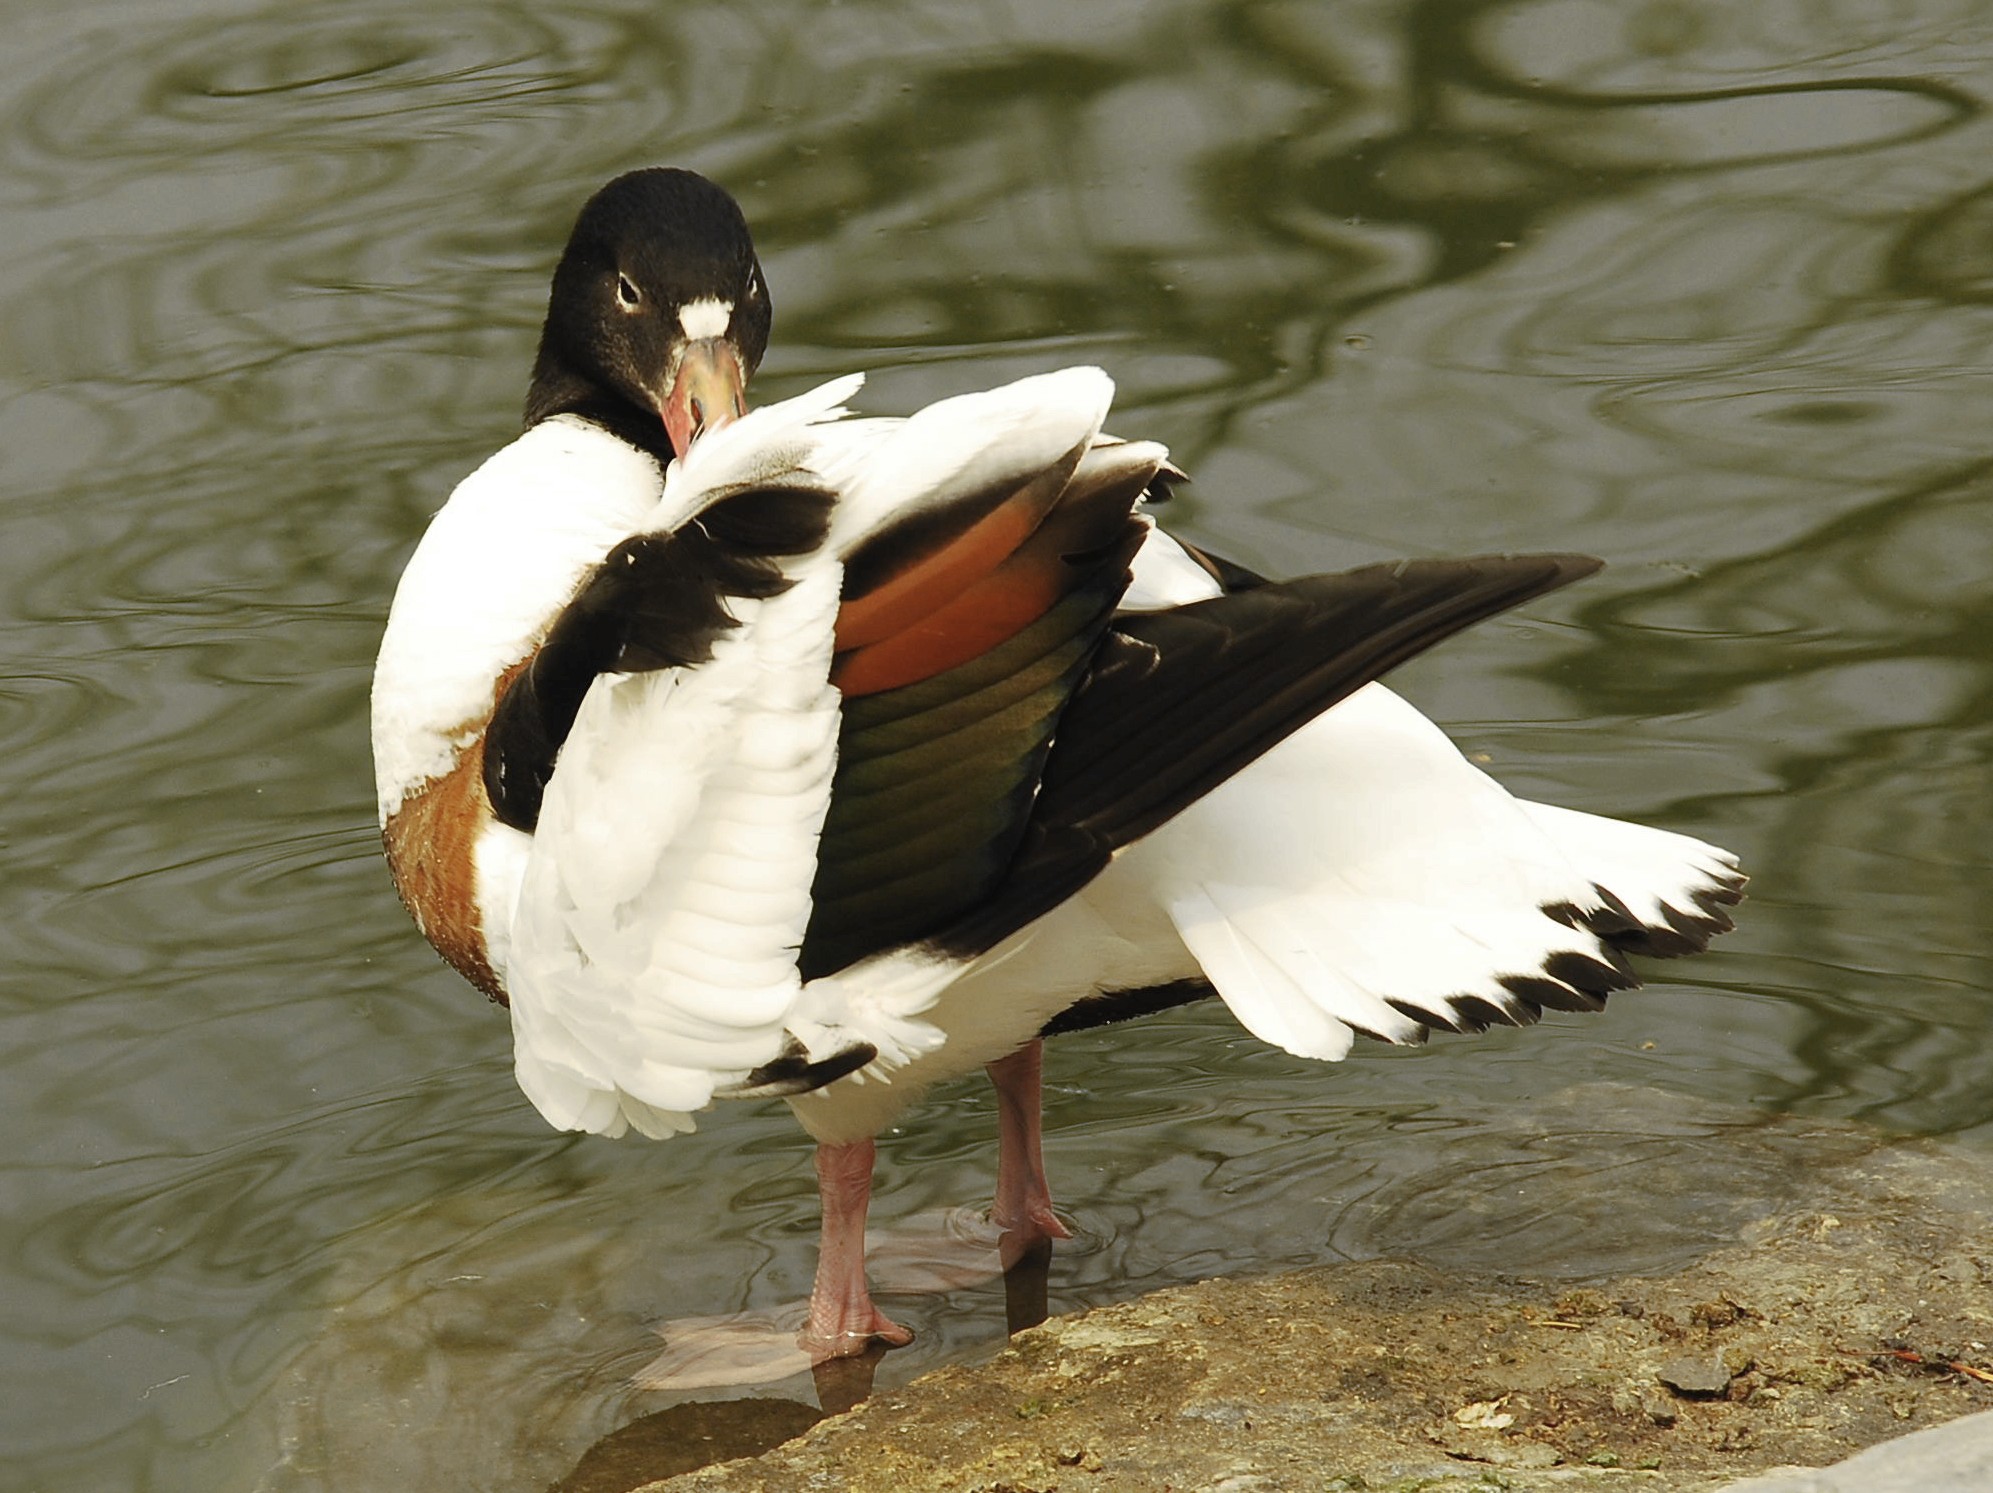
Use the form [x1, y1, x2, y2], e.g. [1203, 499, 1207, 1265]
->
[524, 168, 771, 462]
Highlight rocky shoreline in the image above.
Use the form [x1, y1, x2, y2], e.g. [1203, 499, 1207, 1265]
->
[617, 1132, 1992, 1493]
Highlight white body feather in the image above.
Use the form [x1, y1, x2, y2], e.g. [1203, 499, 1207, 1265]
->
[373, 369, 1739, 1149]
[371, 416, 662, 821]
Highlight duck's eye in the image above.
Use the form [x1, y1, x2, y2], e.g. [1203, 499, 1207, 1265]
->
[615, 275, 642, 311]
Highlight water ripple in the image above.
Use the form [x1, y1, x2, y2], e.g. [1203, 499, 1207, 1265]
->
[11, 6, 658, 182]
[2, 0, 1991, 1488]
[1895, 181, 1993, 302]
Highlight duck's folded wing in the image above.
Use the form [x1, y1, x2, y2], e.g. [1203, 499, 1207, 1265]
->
[499, 478, 845, 1139]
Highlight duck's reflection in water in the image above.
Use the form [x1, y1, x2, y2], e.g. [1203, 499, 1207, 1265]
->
[636, 1204, 1026, 1390]
[576, 1241, 1054, 1488]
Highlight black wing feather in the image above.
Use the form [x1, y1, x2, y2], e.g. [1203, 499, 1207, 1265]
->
[929, 552, 1604, 959]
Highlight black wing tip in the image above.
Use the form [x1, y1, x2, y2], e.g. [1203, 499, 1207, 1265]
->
[1386, 997, 1459, 1034]
[1544, 551, 1606, 582]
[720, 1040, 879, 1099]
[1038, 863, 1738, 1055]
[1570, 878, 1747, 961]
[1496, 550, 1605, 584]
[1357, 894, 1693, 1045]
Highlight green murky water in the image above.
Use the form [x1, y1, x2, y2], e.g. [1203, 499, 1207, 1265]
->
[3, 0, 1990, 1487]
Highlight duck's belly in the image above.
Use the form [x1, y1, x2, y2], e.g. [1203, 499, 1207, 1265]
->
[785, 855, 1197, 1144]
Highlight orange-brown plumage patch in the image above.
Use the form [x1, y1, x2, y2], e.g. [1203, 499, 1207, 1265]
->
[831, 455, 1149, 699]
[833, 498, 1045, 652]
[381, 661, 528, 1005]
[832, 540, 1070, 696]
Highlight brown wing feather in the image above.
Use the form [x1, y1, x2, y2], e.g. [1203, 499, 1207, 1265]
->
[801, 445, 1164, 977]
[833, 454, 1161, 696]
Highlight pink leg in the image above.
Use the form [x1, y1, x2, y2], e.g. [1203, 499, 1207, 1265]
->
[987, 1039, 1072, 1266]
[800, 1139, 912, 1361]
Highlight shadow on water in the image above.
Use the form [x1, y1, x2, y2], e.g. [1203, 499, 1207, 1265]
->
[550, 1398, 827, 1493]
[0, 0, 1990, 1488]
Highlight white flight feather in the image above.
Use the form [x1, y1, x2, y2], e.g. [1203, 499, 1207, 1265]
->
[508, 566, 844, 1138]
[821, 367, 1114, 549]
[1128, 682, 1616, 1055]
[503, 386, 856, 1135]
[1168, 885, 1359, 1061]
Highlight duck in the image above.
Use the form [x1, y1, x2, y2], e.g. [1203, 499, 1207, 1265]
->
[371, 167, 1744, 1367]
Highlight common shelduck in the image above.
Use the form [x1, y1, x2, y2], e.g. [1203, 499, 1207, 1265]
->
[371, 168, 1744, 1369]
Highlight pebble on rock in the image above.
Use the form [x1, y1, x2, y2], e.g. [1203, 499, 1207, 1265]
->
[1659, 1356, 1736, 1397]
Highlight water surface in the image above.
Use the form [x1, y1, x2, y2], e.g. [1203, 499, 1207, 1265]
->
[3, 0, 1991, 1488]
